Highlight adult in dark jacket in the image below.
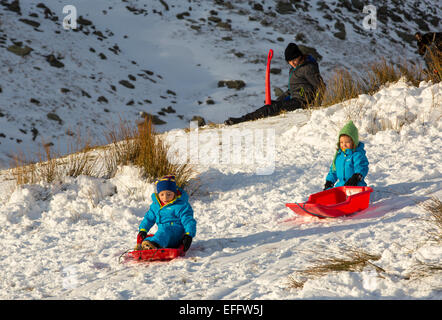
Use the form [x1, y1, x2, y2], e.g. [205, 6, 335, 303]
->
[224, 43, 325, 125]
[415, 32, 441, 74]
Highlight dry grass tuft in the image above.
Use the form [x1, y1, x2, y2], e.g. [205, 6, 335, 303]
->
[63, 138, 98, 178]
[420, 196, 442, 243]
[288, 247, 383, 290]
[10, 151, 37, 185]
[9, 117, 195, 190]
[103, 117, 195, 187]
[405, 260, 442, 280]
[365, 57, 424, 93]
[423, 48, 442, 83]
[102, 118, 140, 177]
[307, 57, 427, 110]
[303, 249, 383, 275]
[316, 69, 364, 108]
[10, 132, 99, 185]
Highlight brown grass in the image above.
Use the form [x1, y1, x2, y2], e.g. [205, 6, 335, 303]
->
[10, 143, 60, 185]
[10, 151, 37, 185]
[302, 249, 383, 275]
[405, 260, 442, 280]
[10, 132, 99, 185]
[420, 196, 442, 243]
[103, 117, 195, 187]
[38, 143, 59, 183]
[9, 117, 195, 189]
[307, 57, 428, 110]
[288, 247, 383, 289]
[313, 69, 364, 108]
[102, 118, 140, 177]
[424, 48, 442, 83]
[365, 57, 424, 93]
[63, 135, 98, 178]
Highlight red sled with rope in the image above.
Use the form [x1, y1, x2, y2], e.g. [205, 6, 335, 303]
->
[286, 186, 373, 219]
[121, 234, 185, 262]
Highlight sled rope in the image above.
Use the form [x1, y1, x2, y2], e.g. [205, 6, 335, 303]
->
[148, 248, 161, 262]
[294, 202, 328, 219]
[63, 258, 134, 298]
[118, 249, 132, 264]
[119, 247, 165, 263]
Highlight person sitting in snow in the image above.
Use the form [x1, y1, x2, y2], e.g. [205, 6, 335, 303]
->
[224, 42, 325, 125]
[135, 175, 196, 252]
[415, 31, 441, 75]
[323, 120, 369, 190]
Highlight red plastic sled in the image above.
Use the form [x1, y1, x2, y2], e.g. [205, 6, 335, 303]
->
[127, 246, 185, 261]
[124, 235, 186, 262]
[286, 186, 373, 219]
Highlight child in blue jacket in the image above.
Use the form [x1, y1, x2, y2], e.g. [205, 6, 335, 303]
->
[135, 175, 196, 251]
[324, 121, 369, 190]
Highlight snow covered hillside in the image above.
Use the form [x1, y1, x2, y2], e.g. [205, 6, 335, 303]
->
[0, 78, 441, 299]
[0, 0, 440, 167]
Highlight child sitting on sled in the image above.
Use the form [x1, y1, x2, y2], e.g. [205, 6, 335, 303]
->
[135, 175, 196, 252]
[323, 120, 369, 190]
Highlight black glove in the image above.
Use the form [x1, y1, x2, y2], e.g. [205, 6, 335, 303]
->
[323, 180, 334, 190]
[275, 90, 290, 102]
[182, 234, 193, 252]
[137, 231, 148, 244]
[344, 173, 363, 186]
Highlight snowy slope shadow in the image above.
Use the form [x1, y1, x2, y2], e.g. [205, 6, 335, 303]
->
[351, 179, 442, 219]
[370, 180, 442, 202]
[192, 210, 419, 260]
[350, 194, 428, 220]
[194, 163, 320, 195]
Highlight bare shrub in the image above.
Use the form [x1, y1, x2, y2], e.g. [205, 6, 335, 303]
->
[420, 196, 442, 243]
[103, 117, 195, 187]
[288, 247, 383, 290]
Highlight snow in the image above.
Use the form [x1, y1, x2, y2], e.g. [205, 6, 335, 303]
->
[0, 0, 441, 300]
[1, 0, 440, 166]
[1, 77, 441, 299]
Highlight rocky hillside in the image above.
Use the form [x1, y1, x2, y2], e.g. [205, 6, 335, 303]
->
[0, 0, 439, 167]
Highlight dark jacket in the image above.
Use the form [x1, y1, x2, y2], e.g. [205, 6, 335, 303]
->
[416, 32, 441, 73]
[416, 32, 441, 56]
[224, 55, 325, 125]
[288, 55, 324, 105]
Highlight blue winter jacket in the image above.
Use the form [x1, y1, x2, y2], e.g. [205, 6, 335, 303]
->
[139, 188, 196, 238]
[326, 142, 369, 187]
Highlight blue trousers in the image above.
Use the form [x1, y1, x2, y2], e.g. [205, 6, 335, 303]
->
[149, 223, 185, 248]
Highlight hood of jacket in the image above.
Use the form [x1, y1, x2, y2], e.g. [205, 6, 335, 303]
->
[332, 121, 360, 171]
[150, 187, 189, 209]
[332, 141, 366, 172]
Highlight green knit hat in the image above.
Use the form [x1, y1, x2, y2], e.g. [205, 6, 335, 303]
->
[331, 120, 359, 171]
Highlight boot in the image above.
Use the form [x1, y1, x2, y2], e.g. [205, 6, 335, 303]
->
[224, 117, 243, 125]
[141, 240, 160, 250]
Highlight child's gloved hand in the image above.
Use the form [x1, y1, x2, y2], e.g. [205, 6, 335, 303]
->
[182, 234, 193, 252]
[344, 173, 362, 186]
[323, 181, 334, 190]
[137, 231, 148, 244]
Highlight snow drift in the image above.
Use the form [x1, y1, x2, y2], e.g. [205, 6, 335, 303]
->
[0, 79, 441, 299]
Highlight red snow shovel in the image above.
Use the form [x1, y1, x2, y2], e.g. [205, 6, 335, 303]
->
[265, 49, 273, 105]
